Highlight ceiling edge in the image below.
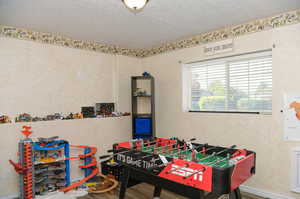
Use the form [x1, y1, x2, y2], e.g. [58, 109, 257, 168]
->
[0, 9, 299, 58]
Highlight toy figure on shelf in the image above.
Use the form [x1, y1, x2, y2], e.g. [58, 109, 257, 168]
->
[96, 103, 115, 117]
[62, 112, 82, 120]
[15, 113, 33, 123]
[134, 88, 148, 96]
[143, 72, 151, 77]
[32, 117, 44, 122]
[81, 107, 96, 118]
[0, 115, 11, 123]
[63, 113, 74, 120]
[74, 113, 83, 119]
[45, 113, 63, 121]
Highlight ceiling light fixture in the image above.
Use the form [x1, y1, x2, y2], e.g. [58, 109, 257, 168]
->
[122, 0, 149, 13]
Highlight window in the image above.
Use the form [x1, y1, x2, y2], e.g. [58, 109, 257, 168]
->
[184, 51, 272, 114]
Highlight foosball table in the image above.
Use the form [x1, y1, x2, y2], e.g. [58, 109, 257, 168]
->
[100, 137, 256, 199]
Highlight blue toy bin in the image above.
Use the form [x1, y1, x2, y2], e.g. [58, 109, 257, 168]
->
[134, 118, 152, 135]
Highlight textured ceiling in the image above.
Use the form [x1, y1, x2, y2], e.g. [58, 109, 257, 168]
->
[0, 0, 299, 49]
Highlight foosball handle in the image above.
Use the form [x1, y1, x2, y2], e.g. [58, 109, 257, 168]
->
[230, 145, 237, 149]
[107, 149, 114, 153]
[190, 138, 196, 142]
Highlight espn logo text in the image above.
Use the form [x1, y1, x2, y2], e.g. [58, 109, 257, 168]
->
[170, 165, 203, 181]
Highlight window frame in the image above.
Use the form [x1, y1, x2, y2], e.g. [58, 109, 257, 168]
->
[182, 50, 273, 115]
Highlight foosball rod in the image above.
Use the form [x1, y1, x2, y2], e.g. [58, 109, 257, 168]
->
[207, 153, 231, 166]
[99, 138, 159, 160]
[115, 137, 188, 154]
[141, 138, 197, 156]
[213, 145, 236, 155]
[152, 146, 202, 168]
[148, 143, 211, 168]
[148, 146, 204, 171]
[163, 148, 209, 174]
[161, 144, 221, 161]
[150, 145, 236, 172]
[166, 142, 219, 159]
[142, 140, 200, 159]
[139, 143, 179, 157]
[196, 145, 236, 163]
[100, 138, 195, 160]
[184, 154, 232, 180]
[163, 145, 236, 174]
[163, 144, 221, 159]
[166, 150, 216, 172]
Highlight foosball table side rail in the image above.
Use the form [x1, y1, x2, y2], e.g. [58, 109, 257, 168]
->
[113, 137, 177, 150]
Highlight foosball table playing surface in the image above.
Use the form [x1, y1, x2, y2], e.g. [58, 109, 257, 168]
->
[100, 137, 256, 199]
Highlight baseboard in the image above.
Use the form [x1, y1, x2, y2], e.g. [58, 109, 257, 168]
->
[0, 193, 18, 199]
[1, 186, 297, 199]
[240, 185, 296, 199]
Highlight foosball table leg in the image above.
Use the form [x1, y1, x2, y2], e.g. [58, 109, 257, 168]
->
[230, 188, 241, 199]
[119, 167, 131, 199]
[153, 186, 162, 199]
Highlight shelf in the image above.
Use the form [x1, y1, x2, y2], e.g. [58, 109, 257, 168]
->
[133, 114, 152, 118]
[133, 95, 152, 97]
[0, 115, 131, 126]
[132, 76, 153, 80]
[132, 75, 155, 138]
[133, 134, 152, 137]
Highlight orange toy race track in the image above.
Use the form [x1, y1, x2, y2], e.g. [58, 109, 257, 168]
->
[60, 145, 99, 193]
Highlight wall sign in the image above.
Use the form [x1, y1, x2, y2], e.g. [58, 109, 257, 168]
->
[204, 39, 234, 56]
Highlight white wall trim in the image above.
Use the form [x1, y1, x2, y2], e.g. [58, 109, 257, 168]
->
[291, 147, 300, 193]
[240, 185, 296, 199]
[1, 186, 298, 199]
[0, 193, 18, 199]
[113, 54, 120, 112]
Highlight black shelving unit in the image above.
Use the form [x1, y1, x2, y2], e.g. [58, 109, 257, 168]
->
[131, 76, 155, 139]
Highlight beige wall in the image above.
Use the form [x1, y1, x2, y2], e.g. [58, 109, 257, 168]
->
[116, 55, 143, 113]
[0, 37, 140, 196]
[141, 23, 300, 198]
[0, 37, 141, 117]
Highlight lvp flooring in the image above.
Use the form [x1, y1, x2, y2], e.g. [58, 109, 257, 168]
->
[79, 183, 263, 199]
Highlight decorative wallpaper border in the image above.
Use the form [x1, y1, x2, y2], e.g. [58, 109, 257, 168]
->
[0, 25, 141, 57]
[137, 9, 300, 57]
[0, 9, 299, 58]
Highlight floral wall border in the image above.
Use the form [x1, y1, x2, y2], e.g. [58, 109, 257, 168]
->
[137, 9, 300, 58]
[0, 25, 141, 57]
[0, 9, 299, 58]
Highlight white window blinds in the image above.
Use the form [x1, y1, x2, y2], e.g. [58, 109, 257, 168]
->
[188, 51, 272, 113]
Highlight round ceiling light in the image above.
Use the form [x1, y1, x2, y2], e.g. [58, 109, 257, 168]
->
[122, 0, 149, 13]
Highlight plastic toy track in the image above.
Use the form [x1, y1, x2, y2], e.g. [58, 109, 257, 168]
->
[59, 167, 99, 193]
[59, 144, 98, 193]
[87, 173, 119, 194]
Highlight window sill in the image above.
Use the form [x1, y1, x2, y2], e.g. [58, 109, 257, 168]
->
[188, 110, 271, 115]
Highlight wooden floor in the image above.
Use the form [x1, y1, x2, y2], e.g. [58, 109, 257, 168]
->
[79, 183, 263, 199]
